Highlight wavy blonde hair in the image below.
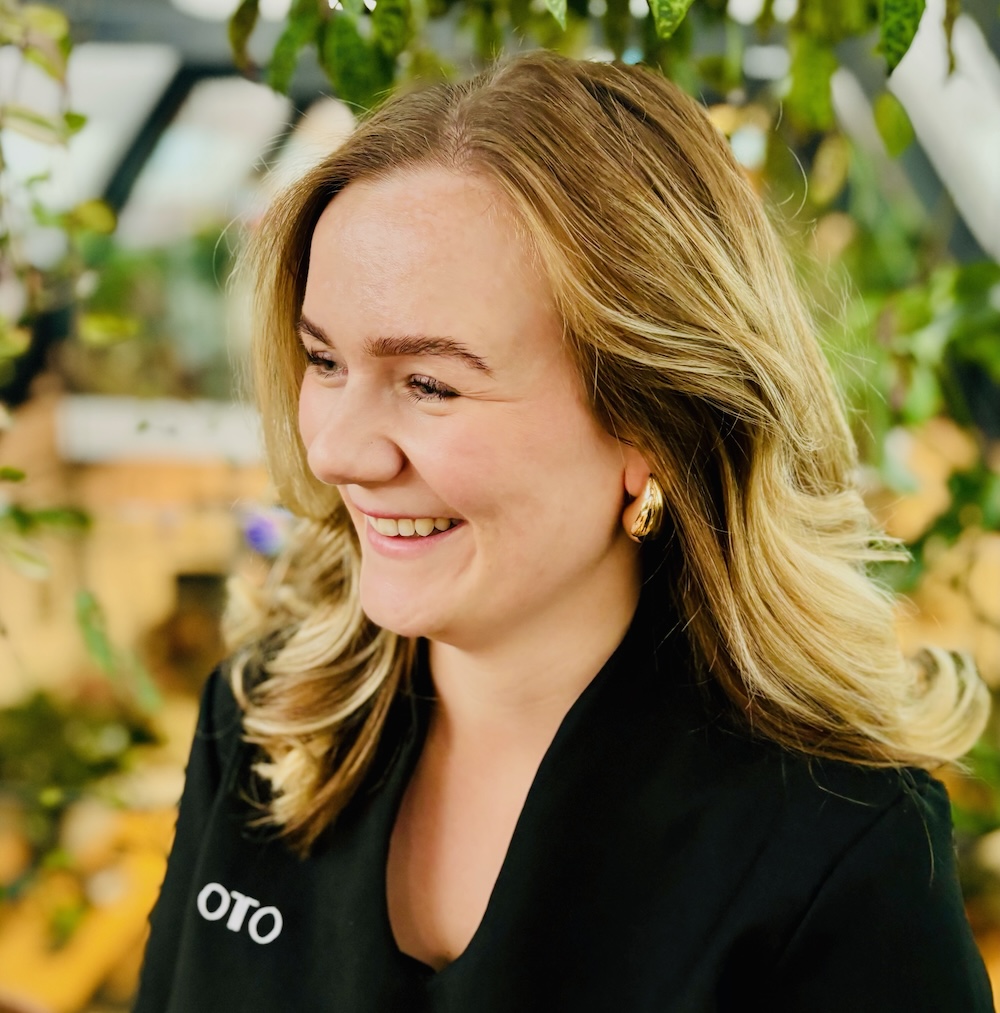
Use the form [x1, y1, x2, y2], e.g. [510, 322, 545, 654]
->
[226, 51, 988, 853]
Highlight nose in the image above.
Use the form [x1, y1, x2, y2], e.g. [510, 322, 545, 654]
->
[299, 385, 406, 488]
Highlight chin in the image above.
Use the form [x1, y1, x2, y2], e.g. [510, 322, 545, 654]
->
[359, 584, 448, 641]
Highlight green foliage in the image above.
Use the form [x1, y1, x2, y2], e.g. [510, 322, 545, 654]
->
[230, 0, 957, 110]
[0, 2, 122, 401]
[954, 738, 1000, 838]
[321, 15, 395, 112]
[793, 0, 876, 42]
[545, 0, 567, 32]
[873, 91, 915, 157]
[268, 0, 322, 93]
[0, 1, 70, 81]
[0, 103, 83, 144]
[60, 227, 236, 398]
[943, 0, 961, 72]
[879, 0, 926, 73]
[787, 33, 838, 131]
[229, 0, 260, 73]
[0, 689, 157, 899]
[0, 501, 89, 580]
[649, 0, 695, 40]
[372, 0, 414, 58]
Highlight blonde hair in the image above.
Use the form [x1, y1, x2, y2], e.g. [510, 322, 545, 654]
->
[227, 51, 988, 853]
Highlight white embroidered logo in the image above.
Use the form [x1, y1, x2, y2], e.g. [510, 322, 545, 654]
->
[196, 882, 283, 944]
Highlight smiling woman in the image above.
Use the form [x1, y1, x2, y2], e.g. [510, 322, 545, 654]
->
[135, 52, 993, 1012]
[295, 168, 644, 649]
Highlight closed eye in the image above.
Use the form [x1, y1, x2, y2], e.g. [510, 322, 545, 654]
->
[304, 350, 346, 379]
[407, 375, 458, 402]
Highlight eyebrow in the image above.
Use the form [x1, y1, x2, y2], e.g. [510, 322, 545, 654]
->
[297, 315, 494, 376]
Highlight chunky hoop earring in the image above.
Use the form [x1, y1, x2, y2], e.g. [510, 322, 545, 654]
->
[628, 476, 665, 543]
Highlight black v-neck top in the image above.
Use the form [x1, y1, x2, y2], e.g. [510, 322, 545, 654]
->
[135, 590, 993, 1012]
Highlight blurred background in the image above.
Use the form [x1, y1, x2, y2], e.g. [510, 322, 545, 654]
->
[0, 0, 997, 1009]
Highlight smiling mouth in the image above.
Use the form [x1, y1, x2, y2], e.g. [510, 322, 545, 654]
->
[366, 516, 460, 538]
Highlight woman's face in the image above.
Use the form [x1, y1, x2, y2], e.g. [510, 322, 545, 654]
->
[298, 166, 645, 649]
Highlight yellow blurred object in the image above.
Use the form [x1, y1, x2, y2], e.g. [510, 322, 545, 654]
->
[0, 809, 174, 1013]
[0, 825, 31, 887]
[878, 418, 979, 544]
[972, 929, 1000, 1006]
[897, 530, 1000, 689]
[100, 923, 150, 1004]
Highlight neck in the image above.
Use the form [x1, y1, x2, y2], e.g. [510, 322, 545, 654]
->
[426, 559, 641, 746]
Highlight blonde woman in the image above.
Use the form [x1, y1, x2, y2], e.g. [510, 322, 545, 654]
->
[136, 52, 992, 1011]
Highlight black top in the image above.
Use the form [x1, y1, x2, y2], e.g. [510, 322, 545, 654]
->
[135, 590, 993, 1012]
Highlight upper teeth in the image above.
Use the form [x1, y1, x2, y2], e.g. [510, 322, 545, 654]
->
[369, 516, 455, 537]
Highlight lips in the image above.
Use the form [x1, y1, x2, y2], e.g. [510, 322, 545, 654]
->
[366, 516, 458, 538]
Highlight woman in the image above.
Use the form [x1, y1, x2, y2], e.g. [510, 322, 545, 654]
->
[136, 52, 993, 1010]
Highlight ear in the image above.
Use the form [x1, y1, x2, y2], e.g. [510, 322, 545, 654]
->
[621, 444, 652, 500]
[620, 445, 653, 537]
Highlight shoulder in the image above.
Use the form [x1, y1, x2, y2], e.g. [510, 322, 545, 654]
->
[660, 691, 961, 912]
[762, 755, 951, 902]
[180, 664, 248, 802]
[761, 763, 992, 1008]
[697, 713, 951, 889]
[680, 733, 992, 1006]
[197, 665, 244, 747]
[771, 748, 941, 846]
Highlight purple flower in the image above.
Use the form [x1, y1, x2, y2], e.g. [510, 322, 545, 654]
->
[242, 507, 292, 557]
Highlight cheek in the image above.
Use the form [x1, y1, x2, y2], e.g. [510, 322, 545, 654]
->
[297, 381, 324, 454]
[421, 406, 622, 527]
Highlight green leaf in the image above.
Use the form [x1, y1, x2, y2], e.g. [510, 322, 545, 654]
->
[372, 0, 413, 58]
[545, 0, 567, 30]
[0, 103, 66, 144]
[1, 504, 33, 535]
[320, 14, 394, 110]
[650, 0, 695, 39]
[123, 653, 163, 713]
[21, 5, 70, 41]
[879, 0, 926, 73]
[229, 0, 260, 73]
[30, 507, 90, 532]
[787, 34, 837, 131]
[63, 111, 87, 136]
[953, 261, 1000, 299]
[75, 590, 117, 675]
[267, 0, 321, 94]
[23, 37, 67, 81]
[795, 0, 875, 42]
[508, 0, 532, 30]
[943, 0, 960, 73]
[0, 11, 26, 46]
[873, 91, 915, 156]
[1, 533, 50, 580]
[980, 472, 1000, 530]
[78, 312, 140, 346]
[401, 47, 456, 84]
[67, 198, 116, 234]
[900, 363, 942, 423]
[0, 324, 31, 359]
[471, 6, 503, 61]
[0, 467, 25, 482]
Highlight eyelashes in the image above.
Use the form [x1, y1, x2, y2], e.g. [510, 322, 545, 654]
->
[406, 375, 458, 402]
[304, 351, 346, 378]
[303, 351, 458, 402]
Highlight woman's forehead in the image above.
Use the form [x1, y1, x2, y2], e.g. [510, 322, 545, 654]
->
[302, 168, 557, 352]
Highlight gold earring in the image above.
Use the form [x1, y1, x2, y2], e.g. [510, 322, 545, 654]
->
[628, 476, 665, 543]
